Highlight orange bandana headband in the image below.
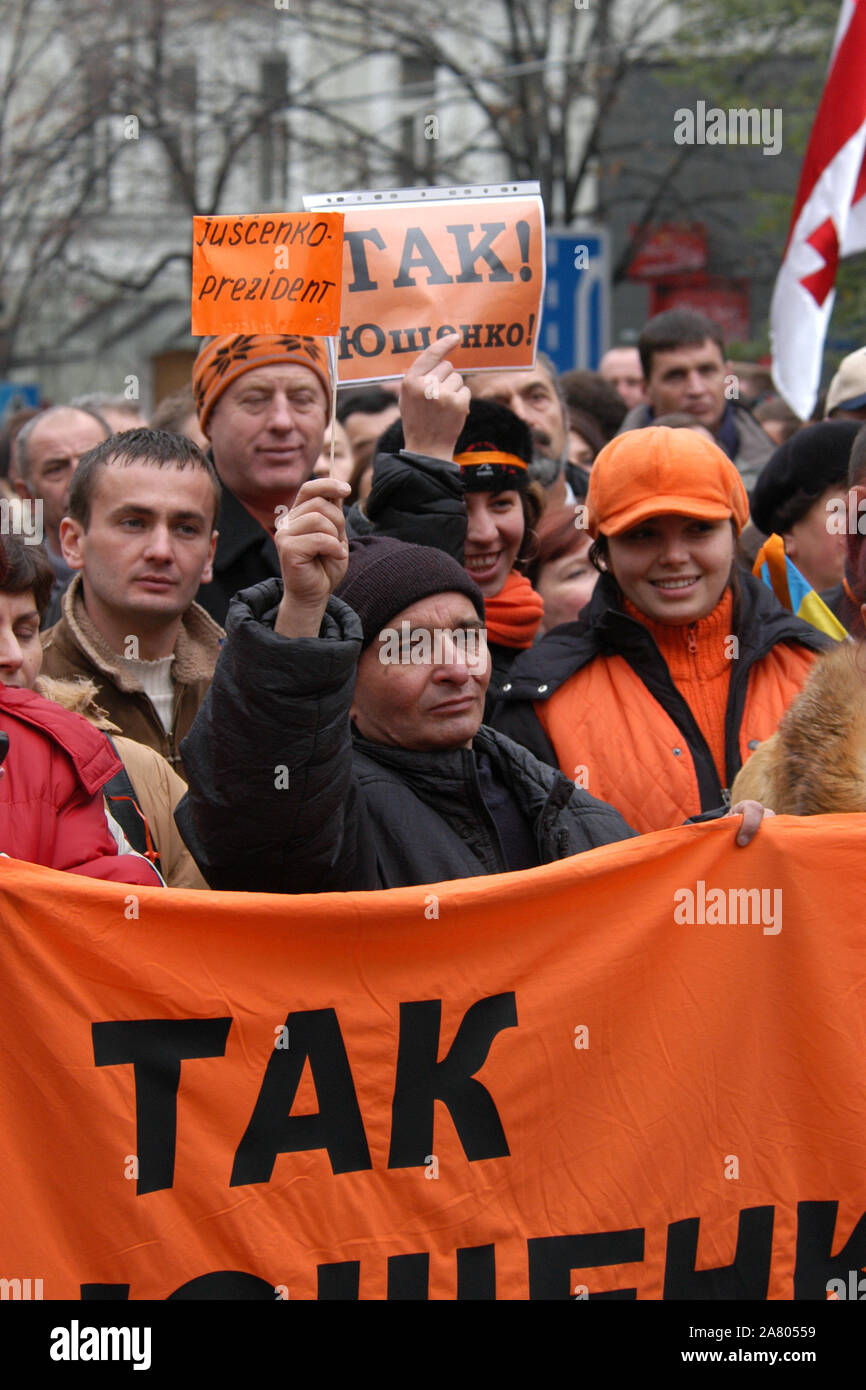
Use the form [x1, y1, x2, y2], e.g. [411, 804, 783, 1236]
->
[454, 450, 528, 471]
[193, 334, 332, 431]
[453, 448, 530, 492]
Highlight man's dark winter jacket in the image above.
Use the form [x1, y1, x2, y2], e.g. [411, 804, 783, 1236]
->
[346, 449, 468, 559]
[176, 578, 637, 893]
[196, 450, 464, 628]
[196, 479, 282, 626]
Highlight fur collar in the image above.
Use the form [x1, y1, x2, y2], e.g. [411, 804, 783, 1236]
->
[50, 574, 223, 692]
[732, 641, 866, 814]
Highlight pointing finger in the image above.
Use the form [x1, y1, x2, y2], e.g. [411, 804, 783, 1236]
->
[405, 333, 462, 379]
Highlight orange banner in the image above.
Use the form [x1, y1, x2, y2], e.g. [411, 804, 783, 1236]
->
[191, 213, 344, 335]
[303, 188, 544, 383]
[1, 817, 865, 1300]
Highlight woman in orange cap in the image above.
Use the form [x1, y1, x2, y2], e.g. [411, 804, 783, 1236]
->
[492, 427, 830, 834]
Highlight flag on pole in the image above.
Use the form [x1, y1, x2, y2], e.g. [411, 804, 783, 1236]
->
[770, 0, 866, 419]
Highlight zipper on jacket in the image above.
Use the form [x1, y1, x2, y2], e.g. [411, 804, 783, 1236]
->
[618, 627, 723, 812]
[686, 624, 698, 654]
[169, 685, 184, 770]
[534, 773, 574, 861]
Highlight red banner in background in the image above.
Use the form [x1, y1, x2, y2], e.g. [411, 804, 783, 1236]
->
[650, 277, 751, 342]
[627, 222, 708, 279]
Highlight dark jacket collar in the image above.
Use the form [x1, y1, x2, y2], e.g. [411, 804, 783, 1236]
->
[350, 721, 569, 822]
[624, 400, 739, 459]
[211, 477, 278, 573]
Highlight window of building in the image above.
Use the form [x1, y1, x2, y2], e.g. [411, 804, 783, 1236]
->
[259, 56, 289, 205]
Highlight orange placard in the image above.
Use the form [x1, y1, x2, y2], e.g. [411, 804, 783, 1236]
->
[304, 190, 545, 383]
[1, 816, 865, 1300]
[191, 212, 344, 335]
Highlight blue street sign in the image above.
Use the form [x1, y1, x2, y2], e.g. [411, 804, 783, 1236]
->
[541, 229, 610, 373]
[0, 383, 40, 419]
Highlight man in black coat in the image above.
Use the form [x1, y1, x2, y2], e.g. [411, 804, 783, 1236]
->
[177, 480, 770, 893]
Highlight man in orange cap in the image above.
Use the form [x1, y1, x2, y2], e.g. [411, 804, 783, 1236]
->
[192, 333, 333, 624]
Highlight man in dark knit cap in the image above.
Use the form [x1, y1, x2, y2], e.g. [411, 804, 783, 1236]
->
[178, 478, 770, 891]
[348, 393, 546, 717]
[175, 477, 638, 892]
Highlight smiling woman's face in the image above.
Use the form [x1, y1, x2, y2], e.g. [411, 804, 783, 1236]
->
[463, 490, 525, 596]
[605, 514, 734, 625]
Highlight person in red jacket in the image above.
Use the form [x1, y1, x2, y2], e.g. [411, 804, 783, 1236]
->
[0, 685, 163, 884]
[0, 542, 162, 885]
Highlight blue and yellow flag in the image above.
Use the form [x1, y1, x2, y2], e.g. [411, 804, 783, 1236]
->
[753, 533, 848, 641]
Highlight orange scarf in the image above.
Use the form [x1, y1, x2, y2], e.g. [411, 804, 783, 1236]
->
[623, 591, 734, 786]
[484, 570, 544, 649]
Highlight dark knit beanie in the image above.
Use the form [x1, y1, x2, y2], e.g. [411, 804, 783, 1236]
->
[335, 535, 485, 648]
[375, 399, 533, 493]
[453, 399, 533, 492]
[750, 420, 859, 535]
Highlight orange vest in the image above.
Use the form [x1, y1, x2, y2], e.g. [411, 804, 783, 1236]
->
[535, 628, 817, 835]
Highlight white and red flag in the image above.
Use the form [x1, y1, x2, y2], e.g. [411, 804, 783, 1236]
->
[770, 0, 866, 418]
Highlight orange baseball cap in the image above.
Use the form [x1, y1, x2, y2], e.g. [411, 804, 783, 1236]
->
[586, 426, 750, 537]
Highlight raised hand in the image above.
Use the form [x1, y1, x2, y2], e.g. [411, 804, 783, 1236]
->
[400, 331, 471, 461]
[273, 477, 351, 638]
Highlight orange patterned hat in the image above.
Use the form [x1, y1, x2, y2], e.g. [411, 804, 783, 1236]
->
[193, 334, 332, 431]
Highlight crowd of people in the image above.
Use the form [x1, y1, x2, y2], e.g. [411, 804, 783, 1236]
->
[2, 306, 866, 890]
